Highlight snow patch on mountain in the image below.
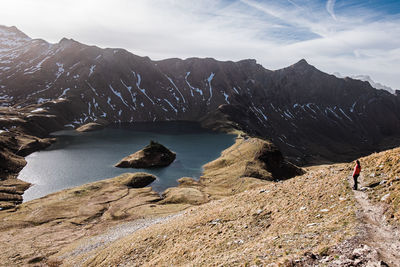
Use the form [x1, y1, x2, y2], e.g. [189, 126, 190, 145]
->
[223, 92, 230, 104]
[185, 72, 203, 97]
[350, 101, 357, 113]
[0, 25, 31, 50]
[89, 65, 96, 76]
[109, 84, 129, 107]
[166, 75, 186, 103]
[55, 63, 64, 79]
[37, 98, 50, 104]
[107, 97, 115, 110]
[24, 56, 51, 75]
[339, 107, 352, 121]
[58, 88, 70, 98]
[206, 72, 215, 105]
[164, 99, 178, 113]
[132, 72, 155, 105]
[120, 79, 137, 110]
[86, 82, 99, 96]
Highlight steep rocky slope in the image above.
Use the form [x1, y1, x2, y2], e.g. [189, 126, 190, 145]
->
[1, 25, 400, 165]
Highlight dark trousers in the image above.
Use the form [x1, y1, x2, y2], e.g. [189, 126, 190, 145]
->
[353, 174, 359, 190]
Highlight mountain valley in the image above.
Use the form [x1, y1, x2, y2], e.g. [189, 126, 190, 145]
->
[0, 24, 400, 266]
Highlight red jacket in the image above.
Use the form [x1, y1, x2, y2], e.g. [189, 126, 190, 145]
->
[353, 164, 361, 176]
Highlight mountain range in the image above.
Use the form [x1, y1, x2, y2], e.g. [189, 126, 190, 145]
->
[1, 25, 400, 164]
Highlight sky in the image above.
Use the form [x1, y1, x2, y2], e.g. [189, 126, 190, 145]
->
[1, 0, 400, 89]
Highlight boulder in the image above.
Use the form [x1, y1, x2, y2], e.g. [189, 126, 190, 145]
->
[120, 172, 156, 188]
[115, 141, 176, 168]
[160, 187, 207, 205]
[76, 122, 105, 132]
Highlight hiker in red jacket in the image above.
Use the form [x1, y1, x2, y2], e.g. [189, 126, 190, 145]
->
[353, 160, 361, 190]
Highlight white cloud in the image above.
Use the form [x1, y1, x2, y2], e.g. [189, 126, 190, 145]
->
[326, 0, 337, 21]
[0, 0, 399, 89]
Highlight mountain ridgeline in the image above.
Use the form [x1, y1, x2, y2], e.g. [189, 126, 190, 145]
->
[1, 25, 400, 164]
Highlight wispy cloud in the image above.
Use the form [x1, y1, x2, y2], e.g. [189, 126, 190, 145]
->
[326, 0, 337, 20]
[0, 0, 399, 89]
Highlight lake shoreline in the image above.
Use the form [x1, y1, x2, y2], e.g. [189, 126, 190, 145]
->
[0, 134, 306, 266]
[18, 121, 235, 202]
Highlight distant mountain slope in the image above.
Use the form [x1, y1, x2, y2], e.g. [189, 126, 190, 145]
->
[333, 72, 396, 94]
[1, 25, 400, 164]
[0, 25, 267, 123]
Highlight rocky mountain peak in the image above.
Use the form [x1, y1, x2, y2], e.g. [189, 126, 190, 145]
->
[0, 25, 31, 50]
[277, 59, 317, 76]
[296, 58, 308, 64]
[0, 25, 30, 39]
[58, 37, 79, 45]
[237, 58, 257, 65]
[290, 58, 313, 69]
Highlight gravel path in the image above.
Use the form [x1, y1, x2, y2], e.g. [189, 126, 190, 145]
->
[60, 212, 183, 264]
[347, 173, 400, 267]
[353, 188, 400, 267]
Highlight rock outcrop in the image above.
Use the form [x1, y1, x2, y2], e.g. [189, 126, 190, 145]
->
[121, 172, 156, 188]
[0, 179, 30, 209]
[0, 104, 74, 208]
[251, 141, 304, 180]
[76, 122, 105, 132]
[161, 187, 207, 205]
[157, 137, 304, 206]
[115, 141, 176, 168]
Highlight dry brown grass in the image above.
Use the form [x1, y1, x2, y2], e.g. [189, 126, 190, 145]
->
[0, 173, 188, 266]
[352, 147, 400, 225]
[7, 136, 399, 266]
[57, 162, 359, 266]
[199, 137, 301, 199]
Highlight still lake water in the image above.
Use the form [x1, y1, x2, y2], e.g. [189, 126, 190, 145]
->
[19, 122, 235, 202]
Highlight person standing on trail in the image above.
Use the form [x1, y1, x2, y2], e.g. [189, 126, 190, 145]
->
[353, 160, 361, 190]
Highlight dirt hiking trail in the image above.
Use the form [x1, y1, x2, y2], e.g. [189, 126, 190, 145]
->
[351, 176, 400, 267]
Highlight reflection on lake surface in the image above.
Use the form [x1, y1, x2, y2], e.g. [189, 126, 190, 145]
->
[19, 122, 235, 202]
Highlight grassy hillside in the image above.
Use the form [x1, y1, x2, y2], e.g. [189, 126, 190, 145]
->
[2, 136, 399, 266]
[57, 155, 360, 266]
[353, 147, 400, 225]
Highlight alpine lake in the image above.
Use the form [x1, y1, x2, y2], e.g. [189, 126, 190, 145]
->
[19, 122, 235, 202]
